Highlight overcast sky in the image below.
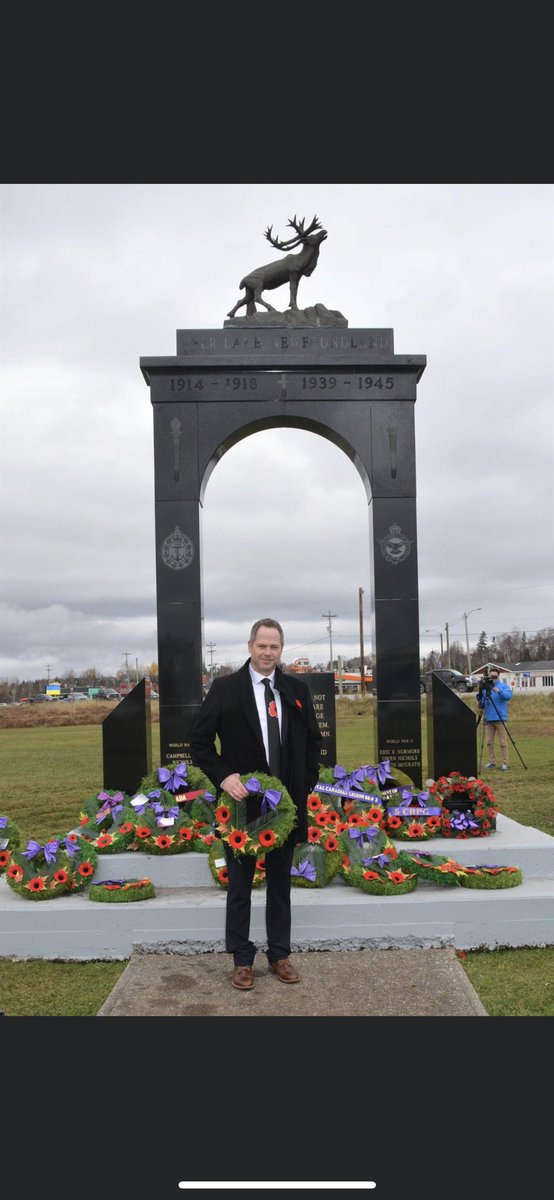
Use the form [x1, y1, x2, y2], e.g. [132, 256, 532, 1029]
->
[1, 183, 553, 682]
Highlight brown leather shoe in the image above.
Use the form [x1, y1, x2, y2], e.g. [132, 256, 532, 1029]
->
[268, 957, 300, 983]
[232, 964, 254, 990]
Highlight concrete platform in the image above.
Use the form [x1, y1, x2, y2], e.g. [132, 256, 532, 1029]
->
[1, 815, 553, 960]
[97, 947, 488, 1017]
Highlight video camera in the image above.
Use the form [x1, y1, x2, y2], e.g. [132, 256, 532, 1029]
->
[477, 672, 493, 696]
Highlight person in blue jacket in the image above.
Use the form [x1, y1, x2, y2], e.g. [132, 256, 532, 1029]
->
[477, 669, 513, 770]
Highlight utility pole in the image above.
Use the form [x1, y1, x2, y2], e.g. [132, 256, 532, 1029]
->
[462, 607, 482, 675]
[445, 623, 450, 668]
[46, 663, 52, 683]
[206, 640, 217, 682]
[322, 611, 337, 674]
[358, 587, 366, 696]
[122, 650, 131, 689]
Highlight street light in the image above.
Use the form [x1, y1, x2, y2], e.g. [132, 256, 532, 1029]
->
[462, 607, 482, 676]
[424, 628, 444, 665]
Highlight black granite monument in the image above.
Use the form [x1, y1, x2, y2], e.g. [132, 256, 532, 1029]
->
[140, 216, 426, 785]
[299, 672, 337, 768]
[102, 678, 152, 795]
[426, 672, 478, 780]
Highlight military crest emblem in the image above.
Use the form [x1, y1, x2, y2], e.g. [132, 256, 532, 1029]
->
[161, 525, 194, 570]
[378, 523, 413, 565]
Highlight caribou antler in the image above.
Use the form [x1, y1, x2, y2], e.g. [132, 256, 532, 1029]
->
[265, 214, 322, 252]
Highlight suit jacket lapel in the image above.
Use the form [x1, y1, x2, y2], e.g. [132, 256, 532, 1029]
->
[239, 660, 265, 751]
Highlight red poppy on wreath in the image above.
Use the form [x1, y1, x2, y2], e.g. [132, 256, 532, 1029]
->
[118, 822, 134, 836]
[154, 834, 174, 850]
[199, 833, 217, 846]
[426, 815, 441, 830]
[336, 821, 349, 834]
[386, 815, 402, 829]
[363, 869, 380, 881]
[26, 876, 46, 893]
[77, 861, 94, 878]
[326, 811, 340, 825]
[348, 814, 364, 827]
[52, 869, 69, 886]
[7, 863, 23, 882]
[227, 829, 248, 851]
[258, 829, 276, 849]
[0, 850, 10, 869]
[295, 699, 302, 709]
[342, 854, 350, 870]
[256, 858, 266, 871]
[308, 794, 322, 811]
[96, 833, 114, 849]
[366, 807, 383, 824]
[387, 869, 412, 885]
[308, 827, 322, 843]
[65, 832, 79, 844]
[406, 823, 426, 838]
[215, 805, 231, 825]
[217, 867, 229, 884]
[315, 811, 331, 827]
[135, 826, 152, 840]
[178, 826, 194, 842]
[323, 835, 339, 852]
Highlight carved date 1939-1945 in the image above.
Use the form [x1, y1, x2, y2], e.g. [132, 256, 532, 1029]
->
[169, 374, 396, 394]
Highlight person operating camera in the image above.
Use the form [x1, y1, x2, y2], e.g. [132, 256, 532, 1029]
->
[477, 669, 513, 770]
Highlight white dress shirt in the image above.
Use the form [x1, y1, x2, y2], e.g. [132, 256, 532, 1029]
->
[249, 664, 283, 766]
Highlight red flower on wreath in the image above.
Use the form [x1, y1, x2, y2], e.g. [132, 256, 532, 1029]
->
[407, 823, 425, 838]
[118, 822, 134, 836]
[342, 854, 351, 870]
[387, 815, 402, 829]
[136, 826, 151, 840]
[227, 829, 248, 851]
[154, 835, 173, 849]
[96, 833, 114, 848]
[258, 829, 276, 849]
[26, 876, 46, 892]
[217, 868, 229, 884]
[367, 807, 383, 823]
[315, 811, 331, 826]
[387, 869, 412, 884]
[362, 870, 380, 881]
[215, 805, 231, 825]
[178, 827, 194, 842]
[323, 835, 339, 852]
[308, 794, 322, 811]
[0, 849, 10, 868]
[348, 814, 364, 827]
[308, 827, 321, 843]
[256, 858, 266, 871]
[52, 869, 69, 886]
[426, 816, 441, 829]
[78, 861, 94, 877]
[7, 863, 23, 882]
[65, 832, 79, 844]
[326, 811, 340, 824]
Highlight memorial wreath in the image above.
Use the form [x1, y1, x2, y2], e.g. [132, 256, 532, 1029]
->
[207, 839, 266, 889]
[88, 877, 156, 902]
[382, 787, 443, 841]
[429, 772, 499, 838]
[78, 790, 137, 853]
[290, 834, 343, 888]
[0, 814, 22, 874]
[5, 833, 97, 901]
[396, 850, 468, 886]
[458, 864, 523, 889]
[214, 773, 296, 856]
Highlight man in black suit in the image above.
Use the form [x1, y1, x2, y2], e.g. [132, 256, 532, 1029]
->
[189, 618, 323, 991]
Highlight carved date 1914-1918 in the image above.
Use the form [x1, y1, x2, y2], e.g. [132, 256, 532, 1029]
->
[168, 375, 396, 394]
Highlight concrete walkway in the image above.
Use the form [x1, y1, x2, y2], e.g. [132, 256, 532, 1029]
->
[97, 946, 487, 1017]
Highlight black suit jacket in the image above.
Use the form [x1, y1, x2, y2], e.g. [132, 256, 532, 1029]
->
[189, 660, 323, 843]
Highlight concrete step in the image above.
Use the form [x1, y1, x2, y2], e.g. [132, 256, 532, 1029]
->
[2, 815, 553, 959]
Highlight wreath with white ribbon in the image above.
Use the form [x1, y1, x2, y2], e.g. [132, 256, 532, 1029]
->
[214, 773, 296, 856]
[78, 790, 137, 853]
[127, 789, 215, 854]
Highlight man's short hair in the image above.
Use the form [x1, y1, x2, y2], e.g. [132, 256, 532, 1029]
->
[249, 618, 284, 646]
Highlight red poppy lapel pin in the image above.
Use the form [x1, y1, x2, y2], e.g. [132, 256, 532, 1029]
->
[295, 699, 303, 709]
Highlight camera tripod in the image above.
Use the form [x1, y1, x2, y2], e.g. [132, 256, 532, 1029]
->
[476, 680, 527, 773]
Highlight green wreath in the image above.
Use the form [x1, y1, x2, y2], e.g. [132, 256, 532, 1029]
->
[348, 860, 417, 895]
[290, 837, 342, 888]
[0, 814, 22, 874]
[214, 773, 296, 857]
[338, 824, 398, 884]
[314, 765, 385, 823]
[207, 839, 266, 889]
[138, 761, 214, 803]
[396, 850, 468, 886]
[128, 790, 203, 855]
[382, 787, 443, 841]
[88, 877, 156, 902]
[6, 837, 77, 901]
[458, 864, 523, 889]
[50, 829, 98, 892]
[78, 790, 137, 853]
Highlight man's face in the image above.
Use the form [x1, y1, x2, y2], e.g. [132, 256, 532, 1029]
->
[248, 626, 283, 676]
[490, 673, 499, 683]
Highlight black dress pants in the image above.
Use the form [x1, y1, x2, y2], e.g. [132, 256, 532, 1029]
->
[223, 832, 296, 966]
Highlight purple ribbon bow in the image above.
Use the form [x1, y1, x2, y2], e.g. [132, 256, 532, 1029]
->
[96, 798, 124, 824]
[157, 762, 188, 793]
[23, 839, 59, 864]
[362, 853, 390, 868]
[0, 816, 8, 829]
[63, 837, 78, 857]
[245, 776, 261, 794]
[348, 825, 379, 849]
[97, 790, 124, 805]
[366, 759, 393, 786]
[291, 859, 317, 881]
[398, 788, 418, 808]
[261, 788, 282, 814]
[334, 764, 366, 791]
[152, 803, 180, 824]
[451, 811, 480, 832]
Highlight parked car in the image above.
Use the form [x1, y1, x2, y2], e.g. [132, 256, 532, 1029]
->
[101, 688, 121, 701]
[28, 694, 49, 703]
[421, 668, 475, 694]
[62, 691, 90, 702]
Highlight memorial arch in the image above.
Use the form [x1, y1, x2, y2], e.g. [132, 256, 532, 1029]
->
[141, 326, 426, 786]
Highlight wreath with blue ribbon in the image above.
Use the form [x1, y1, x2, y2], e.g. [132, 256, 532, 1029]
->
[5, 834, 95, 901]
[88, 877, 156, 902]
[383, 787, 443, 841]
[78, 790, 137, 854]
[0, 814, 22, 874]
[214, 773, 296, 856]
[314, 764, 387, 824]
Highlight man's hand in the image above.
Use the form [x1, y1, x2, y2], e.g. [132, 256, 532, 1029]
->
[221, 773, 249, 800]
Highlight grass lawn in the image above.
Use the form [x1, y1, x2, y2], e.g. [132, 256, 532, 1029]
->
[1, 693, 553, 1016]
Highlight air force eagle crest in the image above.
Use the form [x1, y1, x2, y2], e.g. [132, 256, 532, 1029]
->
[161, 525, 194, 570]
[378, 523, 413, 565]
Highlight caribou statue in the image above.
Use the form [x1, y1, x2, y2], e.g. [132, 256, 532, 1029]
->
[227, 215, 327, 319]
